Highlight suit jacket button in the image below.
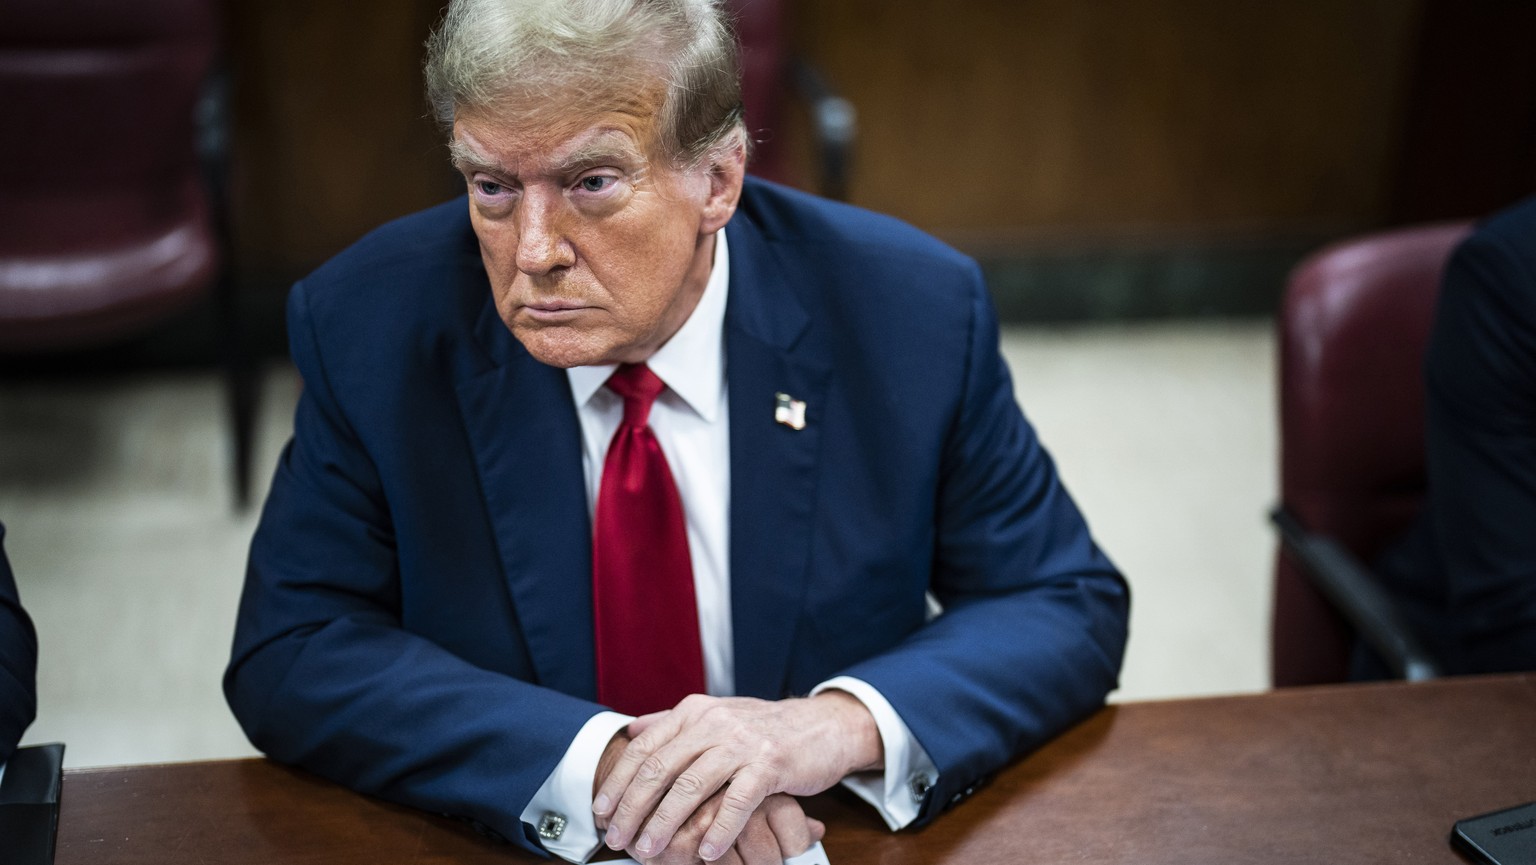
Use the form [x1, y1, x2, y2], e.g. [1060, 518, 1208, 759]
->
[538, 812, 568, 841]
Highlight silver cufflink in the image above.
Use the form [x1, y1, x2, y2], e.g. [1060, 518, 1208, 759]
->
[908, 772, 933, 803]
[538, 811, 567, 841]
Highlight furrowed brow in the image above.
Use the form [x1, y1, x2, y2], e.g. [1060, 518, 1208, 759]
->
[448, 139, 506, 176]
[556, 138, 646, 175]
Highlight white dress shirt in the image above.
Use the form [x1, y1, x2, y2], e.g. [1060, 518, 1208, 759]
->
[519, 230, 938, 862]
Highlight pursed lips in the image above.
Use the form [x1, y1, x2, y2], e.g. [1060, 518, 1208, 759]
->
[520, 300, 595, 322]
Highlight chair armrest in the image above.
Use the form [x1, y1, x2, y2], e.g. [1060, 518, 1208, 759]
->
[1271, 507, 1441, 681]
[789, 58, 856, 201]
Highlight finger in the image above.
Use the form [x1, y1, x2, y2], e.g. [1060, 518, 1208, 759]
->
[627, 710, 670, 737]
[807, 817, 826, 843]
[730, 807, 781, 865]
[636, 787, 723, 865]
[763, 795, 816, 859]
[696, 771, 774, 861]
[632, 749, 740, 859]
[595, 709, 689, 824]
[607, 735, 723, 852]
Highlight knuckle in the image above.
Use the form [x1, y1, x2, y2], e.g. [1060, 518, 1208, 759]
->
[651, 795, 692, 827]
[671, 771, 709, 797]
[755, 739, 784, 764]
[612, 797, 645, 823]
[720, 786, 759, 815]
[637, 754, 669, 783]
[629, 730, 664, 755]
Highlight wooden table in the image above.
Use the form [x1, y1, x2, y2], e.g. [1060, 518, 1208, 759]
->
[54, 675, 1536, 864]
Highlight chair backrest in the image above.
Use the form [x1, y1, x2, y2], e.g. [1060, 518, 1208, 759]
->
[0, 0, 218, 350]
[1272, 221, 1473, 686]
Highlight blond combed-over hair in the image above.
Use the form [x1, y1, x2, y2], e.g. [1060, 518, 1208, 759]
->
[424, 0, 745, 167]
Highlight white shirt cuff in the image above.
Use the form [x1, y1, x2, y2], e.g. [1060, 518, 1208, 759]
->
[520, 710, 634, 862]
[810, 676, 938, 830]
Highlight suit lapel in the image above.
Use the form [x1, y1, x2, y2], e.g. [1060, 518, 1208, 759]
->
[454, 296, 598, 700]
[725, 215, 831, 699]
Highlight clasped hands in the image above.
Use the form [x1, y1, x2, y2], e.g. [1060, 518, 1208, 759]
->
[591, 690, 882, 864]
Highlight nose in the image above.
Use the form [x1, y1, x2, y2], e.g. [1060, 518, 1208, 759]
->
[515, 188, 576, 276]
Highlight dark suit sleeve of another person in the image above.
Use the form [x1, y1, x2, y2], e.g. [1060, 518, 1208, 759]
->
[0, 523, 39, 764]
[1379, 198, 1536, 673]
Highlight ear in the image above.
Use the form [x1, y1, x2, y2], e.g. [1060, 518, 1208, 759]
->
[698, 133, 747, 235]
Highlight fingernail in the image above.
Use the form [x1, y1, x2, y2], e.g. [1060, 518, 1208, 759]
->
[636, 834, 654, 855]
[700, 842, 719, 860]
[605, 826, 621, 849]
[593, 793, 610, 815]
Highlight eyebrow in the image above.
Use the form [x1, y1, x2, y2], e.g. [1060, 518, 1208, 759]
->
[448, 131, 648, 179]
[554, 135, 647, 174]
[448, 139, 503, 176]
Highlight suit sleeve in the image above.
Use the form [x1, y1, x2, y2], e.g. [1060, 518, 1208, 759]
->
[834, 265, 1130, 825]
[224, 282, 605, 854]
[0, 523, 39, 765]
[1415, 226, 1536, 671]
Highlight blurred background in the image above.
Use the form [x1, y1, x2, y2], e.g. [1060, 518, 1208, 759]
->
[2, 0, 1534, 767]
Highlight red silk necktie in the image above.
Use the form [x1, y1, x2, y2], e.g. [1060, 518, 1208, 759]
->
[593, 363, 706, 715]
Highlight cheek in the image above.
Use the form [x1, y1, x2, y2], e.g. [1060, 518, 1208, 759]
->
[472, 221, 519, 281]
[591, 210, 700, 311]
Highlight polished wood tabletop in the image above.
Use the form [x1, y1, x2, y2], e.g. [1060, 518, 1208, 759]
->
[55, 674, 1536, 864]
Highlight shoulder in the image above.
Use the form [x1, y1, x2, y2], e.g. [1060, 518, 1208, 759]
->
[735, 177, 979, 283]
[288, 198, 488, 357]
[1469, 194, 1536, 254]
[730, 177, 986, 351]
[1428, 196, 1536, 417]
[729, 180, 995, 407]
[1447, 195, 1536, 309]
[299, 197, 483, 309]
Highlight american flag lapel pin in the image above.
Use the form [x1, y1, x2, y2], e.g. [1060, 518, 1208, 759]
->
[774, 392, 807, 431]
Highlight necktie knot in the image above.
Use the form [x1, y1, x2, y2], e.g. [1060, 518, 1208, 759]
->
[606, 363, 665, 426]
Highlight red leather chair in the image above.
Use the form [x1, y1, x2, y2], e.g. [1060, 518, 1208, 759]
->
[0, 0, 255, 505]
[1271, 221, 1473, 686]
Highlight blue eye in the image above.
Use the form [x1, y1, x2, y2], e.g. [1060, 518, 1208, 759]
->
[578, 175, 612, 193]
[475, 180, 505, 196]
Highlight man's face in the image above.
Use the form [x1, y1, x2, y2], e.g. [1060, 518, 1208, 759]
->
[453, 91, 743, 368]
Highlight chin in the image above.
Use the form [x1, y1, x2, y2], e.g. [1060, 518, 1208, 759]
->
[512, 325, 616, 369]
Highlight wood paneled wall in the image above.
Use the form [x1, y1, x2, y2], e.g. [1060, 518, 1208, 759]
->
[226, 0, 1429, 274]
[227, 0, 459, 272]
[790, 0, 1422, 240]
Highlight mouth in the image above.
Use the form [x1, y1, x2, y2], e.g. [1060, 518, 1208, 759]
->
[519, 300, 594, 322]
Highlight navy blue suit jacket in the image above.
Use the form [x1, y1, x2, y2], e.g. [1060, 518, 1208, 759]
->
[226, 178, 1129, 853]
[0, 523, 39, 764]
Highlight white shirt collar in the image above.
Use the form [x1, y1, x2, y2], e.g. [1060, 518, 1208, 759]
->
[566, 229, 730, 421]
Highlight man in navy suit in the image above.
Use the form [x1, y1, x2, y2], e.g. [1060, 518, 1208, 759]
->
[226, 1, 1129, 862]
[1, 523, 39, 768]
